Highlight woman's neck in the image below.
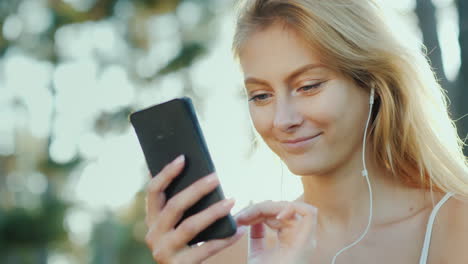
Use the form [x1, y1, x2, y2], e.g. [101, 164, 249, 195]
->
[298, 150, 428, 236]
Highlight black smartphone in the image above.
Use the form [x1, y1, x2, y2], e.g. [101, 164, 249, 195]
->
[129, 97, 237, 245]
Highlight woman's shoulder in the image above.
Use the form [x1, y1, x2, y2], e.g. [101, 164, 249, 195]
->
[443, 193, 468, 241]
[438, 192, 468, 233]
[431, 192, 468, 262]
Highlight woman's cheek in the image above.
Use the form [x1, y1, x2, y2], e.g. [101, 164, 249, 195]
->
[249, 106, 273, 136]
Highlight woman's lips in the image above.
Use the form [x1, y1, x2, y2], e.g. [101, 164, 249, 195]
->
[280, 133, 322, 152]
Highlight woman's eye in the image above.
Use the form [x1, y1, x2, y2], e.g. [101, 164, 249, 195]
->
[249, 93, 271, 102]
[298, 82, 324, 92]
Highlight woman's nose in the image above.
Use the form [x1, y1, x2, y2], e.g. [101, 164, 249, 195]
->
[273, 99, 303, 133]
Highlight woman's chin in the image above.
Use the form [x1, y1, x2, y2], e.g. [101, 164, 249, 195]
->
[281, 154, 334, 176]
[284, 162, 321, 176]
[276, 148, 332, 176]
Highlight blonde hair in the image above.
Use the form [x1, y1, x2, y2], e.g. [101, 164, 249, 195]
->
[232, 0, 468, 196]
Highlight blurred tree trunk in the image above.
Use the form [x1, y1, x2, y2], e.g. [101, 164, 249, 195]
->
[456, 0, 468, 153]
[415, 0, 451, 93]
[38, 247, 48, 264]
[416, 0, 468, 155]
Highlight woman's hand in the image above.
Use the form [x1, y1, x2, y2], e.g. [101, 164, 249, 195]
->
[236, 200, 318, 264]
[144, 155, 247, 264]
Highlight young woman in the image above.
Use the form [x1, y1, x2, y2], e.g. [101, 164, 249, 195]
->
[144, 0, 468, 263]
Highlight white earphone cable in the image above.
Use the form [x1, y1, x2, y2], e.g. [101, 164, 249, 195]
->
[331, 88, 375, 264]
[280, 159, 284, 201]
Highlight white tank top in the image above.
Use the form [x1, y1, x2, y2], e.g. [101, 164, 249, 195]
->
[418, 192, 454, 264]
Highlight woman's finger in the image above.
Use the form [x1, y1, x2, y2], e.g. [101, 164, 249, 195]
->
[288, 202, 318, 245]
[168, 198, 235, 249]
[274, 202, 318, 248]
[146, 230, 176, 263]
[235, 201, 317, 229]
[235, 200, 289, 225]
[146, 155, 185, 225]
[157, 172, 220, 232]
[276, 204, 295, 220]
[236, 201, 318, 247]
[287, 202, 318, 218]
[145, 198, 237, 263]
[286, 202, 318, 233]
[177, 225, 248, 263]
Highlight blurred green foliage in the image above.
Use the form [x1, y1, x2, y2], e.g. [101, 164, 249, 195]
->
[157, 42, 206, 76]
[0, 196, 67, 246]
[0, 193, 68, 262]
[0, 0, 220, 263]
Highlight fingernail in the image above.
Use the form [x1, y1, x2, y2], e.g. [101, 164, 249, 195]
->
[223, 198, 235, 207]
[235, 208, 249, 220]
[276, 209, 287, 220]
[235, 212, 245, 221]
[204, 173, 218, 184]
[174, 155, 185, 164]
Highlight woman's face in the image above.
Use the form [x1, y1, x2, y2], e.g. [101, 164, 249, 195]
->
[239, 23, 371, 176]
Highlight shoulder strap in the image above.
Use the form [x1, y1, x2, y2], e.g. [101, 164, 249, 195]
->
[419, 192, 454, 264]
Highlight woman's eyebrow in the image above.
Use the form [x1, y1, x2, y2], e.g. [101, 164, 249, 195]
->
[285, 63, 325, 83]
[244, 77, 269, 87]
[244, 63, 325, 88]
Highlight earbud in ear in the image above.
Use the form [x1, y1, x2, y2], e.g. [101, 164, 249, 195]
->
[369, 87, 375, 105]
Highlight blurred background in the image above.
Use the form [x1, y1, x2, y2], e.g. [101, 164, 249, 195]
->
[0, 0, 466, 263]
